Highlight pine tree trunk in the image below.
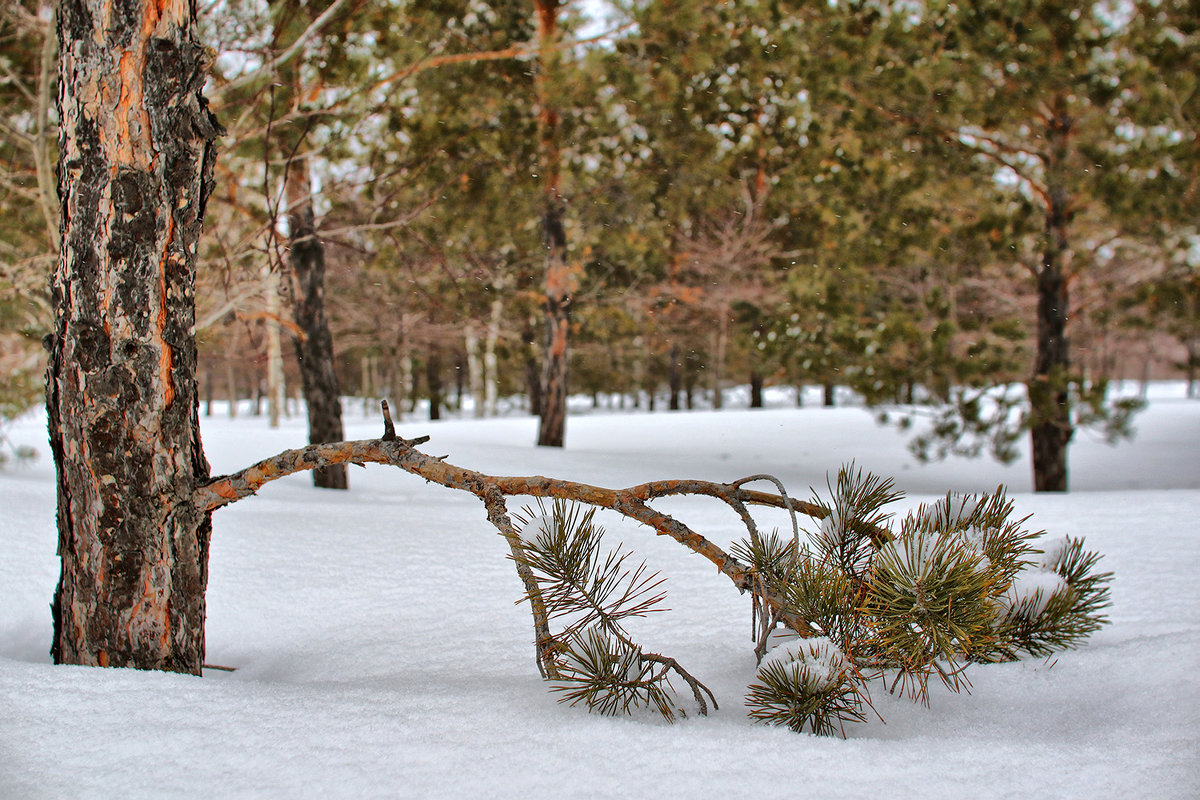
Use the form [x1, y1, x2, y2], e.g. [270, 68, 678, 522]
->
[1030, 260, 1071, 492]
[535, 0, 569, 448]
[49, 0, 220, 673]
[286, 160, 347, 490]
[427, 346, 443, 421]
[523, 318, 542, 416]
[669, 343, 682, 410]
[1030, 102, 1074, 493]
[750, 371, 764, 408]
[823, 382, 836, 407]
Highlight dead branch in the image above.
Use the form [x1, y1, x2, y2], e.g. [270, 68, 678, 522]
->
[193, 404, 855, 638]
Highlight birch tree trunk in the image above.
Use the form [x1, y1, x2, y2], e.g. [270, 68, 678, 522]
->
[466, 323, 485, 418]
[264, 265, 285, 428]
[484, 296, 503, 417]
[48, 0, 221, 673]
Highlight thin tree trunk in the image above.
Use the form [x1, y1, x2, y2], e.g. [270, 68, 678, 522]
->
[361, 353, 375, 413]
[535, 0, 569, 448]
[264, 268, 285, 428]
[466, 322, 485, 418]
[401, 350, 414, 413]
[225, 327, 239, 419]
[484, 296, 502, 416]
[685, 349, 699, 410]
[388, 324, 414, 415]
[34, 0, 59, 250]
[523, 317, 542, 416]
[427, 347, 443, 421]
[454, 350, 466, 411]
[1030, 99, 1073, 493]
[285, 158, 347, 489]
[750, 371, 764, 409]
[1187, 334, 1198, 399]
[823, 382, 835, 407]
[632, 335, 646, 410]
[49, 0, 220, 673]
[712, 311, 727, 410]
[669, 343, 682, 411]
[204, 368, 214, 417]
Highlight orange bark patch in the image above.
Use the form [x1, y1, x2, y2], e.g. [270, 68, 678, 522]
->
[114, 51, 147, 165]
[127, 574, 170, 655]
[157, 216, 176, 408]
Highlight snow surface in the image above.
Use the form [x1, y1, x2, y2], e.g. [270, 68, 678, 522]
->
[2, 386, 1199, 799]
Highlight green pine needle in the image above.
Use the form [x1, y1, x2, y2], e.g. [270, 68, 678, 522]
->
[551, 627, 680, 722]
[746, 639, 867, 736]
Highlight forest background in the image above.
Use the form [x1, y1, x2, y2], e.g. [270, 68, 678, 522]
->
[1, 0, 1196, 491]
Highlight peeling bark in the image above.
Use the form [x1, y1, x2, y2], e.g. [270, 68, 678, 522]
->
[49, 0, 221, 673]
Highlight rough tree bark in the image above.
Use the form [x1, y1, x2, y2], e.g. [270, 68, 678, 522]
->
[1030, 99, 1074, 493]
[48, 0, 222, 673]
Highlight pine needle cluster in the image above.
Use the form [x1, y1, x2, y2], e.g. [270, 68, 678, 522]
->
[740, 465, 1112, 735]
[512, 500, 713, 722]
[504, 468, 1109, 736]
[745, 635, 868, 736]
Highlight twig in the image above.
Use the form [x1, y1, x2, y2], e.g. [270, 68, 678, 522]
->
[640, 651, 718, 716]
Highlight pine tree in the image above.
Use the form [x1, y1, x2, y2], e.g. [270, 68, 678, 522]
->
[869, 1, 1182, 490]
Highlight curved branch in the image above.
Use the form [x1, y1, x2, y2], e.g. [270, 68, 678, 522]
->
[193, 413, 840, 635]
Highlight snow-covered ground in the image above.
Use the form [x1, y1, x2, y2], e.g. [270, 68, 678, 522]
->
[2, 386, 1198, 799]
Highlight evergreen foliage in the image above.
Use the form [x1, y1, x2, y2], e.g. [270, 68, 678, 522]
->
[512, 500, 713, 721]
[513, 467, 1112, 736]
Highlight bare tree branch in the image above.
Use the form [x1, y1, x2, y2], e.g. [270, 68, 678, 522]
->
[208, 0, 351, 107]
[192, 405, 858, 637]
